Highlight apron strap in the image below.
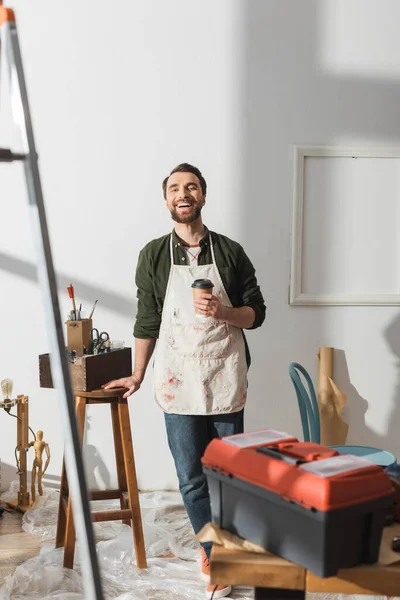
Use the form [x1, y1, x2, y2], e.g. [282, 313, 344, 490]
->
[169, 235, 174, 265]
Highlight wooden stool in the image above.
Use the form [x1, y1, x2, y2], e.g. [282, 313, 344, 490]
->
[55, 388, 147, 569]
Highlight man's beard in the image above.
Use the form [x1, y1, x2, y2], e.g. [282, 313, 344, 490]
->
[170, 204, 202, 224]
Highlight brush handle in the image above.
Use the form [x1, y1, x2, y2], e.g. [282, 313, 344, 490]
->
[67, 285, 76, 312]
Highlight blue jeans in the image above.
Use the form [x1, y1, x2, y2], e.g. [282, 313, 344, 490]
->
[164, 410, 244, 559]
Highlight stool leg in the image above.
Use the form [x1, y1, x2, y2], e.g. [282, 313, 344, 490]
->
[118, 397, 147, 568]
[110, 402, 130, 525]
[55, 459, 68, 547]
[63, 396, 86, 569]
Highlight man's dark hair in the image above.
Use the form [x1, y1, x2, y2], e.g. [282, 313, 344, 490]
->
[162, 163, 207, 198]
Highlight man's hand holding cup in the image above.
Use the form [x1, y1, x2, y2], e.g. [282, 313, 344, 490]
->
[192, 279, 226, 321]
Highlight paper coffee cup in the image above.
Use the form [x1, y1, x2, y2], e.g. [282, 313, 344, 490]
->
[192, 279, 214, 318]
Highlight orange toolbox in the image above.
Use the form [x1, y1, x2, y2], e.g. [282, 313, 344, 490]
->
[202, 429, 394, 577]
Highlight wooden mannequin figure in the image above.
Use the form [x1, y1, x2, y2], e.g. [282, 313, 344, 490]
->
[29, 430, 51, 502]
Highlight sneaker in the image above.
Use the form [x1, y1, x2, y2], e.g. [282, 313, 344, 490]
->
[206, 583, 232, 599]
[200, 547, 211, 581]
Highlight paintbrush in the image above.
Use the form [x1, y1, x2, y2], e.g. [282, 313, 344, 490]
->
[89, 299, 98, 319]
[67, 284, 76, 319]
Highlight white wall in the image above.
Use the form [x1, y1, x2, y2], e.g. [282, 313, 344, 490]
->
[1, 0, 399, 493]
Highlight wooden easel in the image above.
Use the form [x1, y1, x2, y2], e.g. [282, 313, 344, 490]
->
[3, 395, 32, 512]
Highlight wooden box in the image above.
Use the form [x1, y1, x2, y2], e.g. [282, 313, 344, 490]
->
[39, 348, 132, 392]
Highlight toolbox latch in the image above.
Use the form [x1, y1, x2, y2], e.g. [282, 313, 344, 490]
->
[211, 467, 233, 478]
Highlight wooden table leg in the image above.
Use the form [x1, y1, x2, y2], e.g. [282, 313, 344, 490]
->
[255, 589, 305, 600]
[110, 401, 130, 525]
[18, 396, 30, 508]
[55, 460, 68, 548]
[63, 396, 86, 569]
[118, 397, 147, 569]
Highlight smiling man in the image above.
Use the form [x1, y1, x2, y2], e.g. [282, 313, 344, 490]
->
[105, 163, 266, 599]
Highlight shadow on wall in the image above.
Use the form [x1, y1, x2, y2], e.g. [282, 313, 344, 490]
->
[0, 462, 18, 494]
[83, 412, 111, 491]
[239, 0, 400, 451]
[0, 413, 112, 494]
[0, 251, 135, 317]
[0, 464, 61, 495]
[335, 349, 399, 456]
[382, 313, 400, 453]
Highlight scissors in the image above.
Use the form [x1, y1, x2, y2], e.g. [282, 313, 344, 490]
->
[90, 328, 110, 354]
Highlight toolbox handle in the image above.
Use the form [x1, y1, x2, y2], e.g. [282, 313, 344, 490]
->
[256, 445, 306, 465]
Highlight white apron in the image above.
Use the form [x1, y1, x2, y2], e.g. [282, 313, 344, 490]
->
[153, 235, 248, 415]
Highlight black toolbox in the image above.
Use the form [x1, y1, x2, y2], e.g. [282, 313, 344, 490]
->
[202, 428, 394, 577]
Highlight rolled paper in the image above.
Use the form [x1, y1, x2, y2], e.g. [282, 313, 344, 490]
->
[318, 347, 348, 446]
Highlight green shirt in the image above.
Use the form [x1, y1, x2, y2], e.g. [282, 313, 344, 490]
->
[134, 227, 266, 367]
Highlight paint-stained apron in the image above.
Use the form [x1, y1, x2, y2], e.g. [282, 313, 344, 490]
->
[153, 235, 248, 415]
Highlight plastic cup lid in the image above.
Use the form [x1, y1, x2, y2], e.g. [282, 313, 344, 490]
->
[191, 279, 214, 289]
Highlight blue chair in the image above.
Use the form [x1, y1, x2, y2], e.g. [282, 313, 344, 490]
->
[288, 362, 321, 444]
[288, 362, 397, 468]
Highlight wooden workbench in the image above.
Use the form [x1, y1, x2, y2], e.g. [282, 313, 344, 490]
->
[210, 523, 400, 599]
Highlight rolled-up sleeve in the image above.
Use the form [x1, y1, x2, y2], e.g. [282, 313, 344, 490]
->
[237, 246, 266, 330]
[133, 248, 161, 339]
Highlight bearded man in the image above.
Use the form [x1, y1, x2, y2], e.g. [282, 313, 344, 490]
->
[105, 163, 266, 599]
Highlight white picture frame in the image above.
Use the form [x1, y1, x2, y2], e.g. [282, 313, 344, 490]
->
[290, 145, 400, 306]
